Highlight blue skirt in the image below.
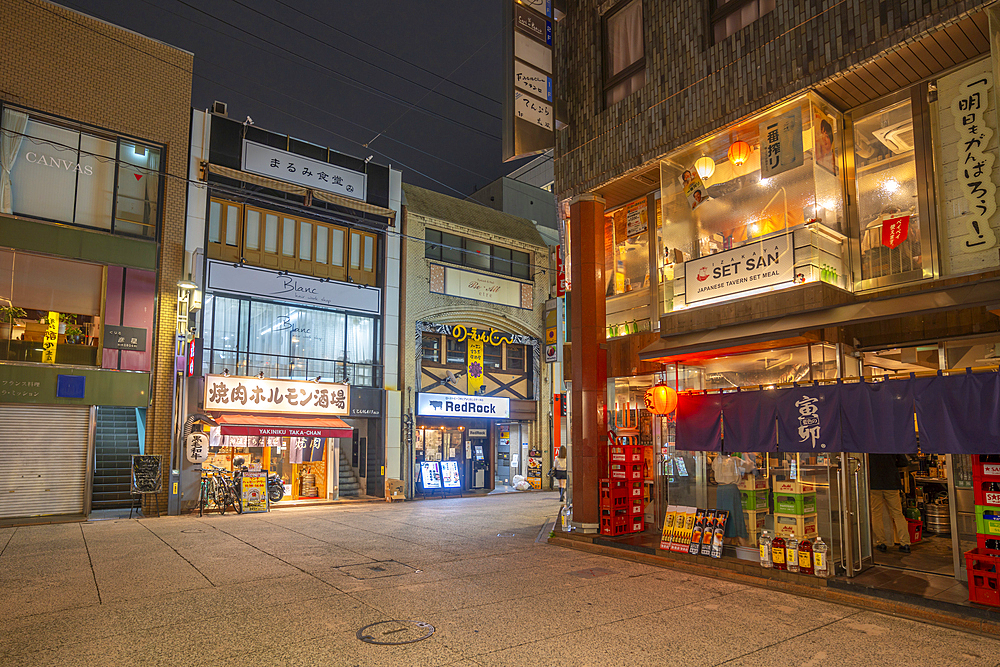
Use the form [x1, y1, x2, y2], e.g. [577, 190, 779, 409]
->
[716, 483, 747, 539]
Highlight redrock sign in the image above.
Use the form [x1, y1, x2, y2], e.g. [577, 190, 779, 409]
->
[416, 393, 510, 419]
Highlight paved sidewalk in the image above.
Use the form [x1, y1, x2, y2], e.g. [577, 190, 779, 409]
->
[1, 492, 997, 666]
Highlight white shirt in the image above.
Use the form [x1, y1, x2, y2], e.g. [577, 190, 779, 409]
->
[712, 454, 755, 485]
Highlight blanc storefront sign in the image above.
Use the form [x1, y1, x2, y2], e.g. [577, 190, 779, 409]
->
[416, 393, 510, 419]
[206, 260, 381, 314]
[242, 140, 367, 202]
[684, 233, 794, 304]
[204, 374, 350, 416]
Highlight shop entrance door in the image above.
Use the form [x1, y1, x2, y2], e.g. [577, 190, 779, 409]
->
[495, 423, 524, 486]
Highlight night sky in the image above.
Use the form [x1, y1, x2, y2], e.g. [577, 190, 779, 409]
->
[69, 0, 526, 197]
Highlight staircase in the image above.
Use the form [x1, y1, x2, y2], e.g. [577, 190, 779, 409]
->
[339, 449, 362, 498]
[92, 407, 141, 510]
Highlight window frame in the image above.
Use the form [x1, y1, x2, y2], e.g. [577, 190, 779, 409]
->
[602, 0, 646, 107]
[423, 228, 533, 281]
[710, 0, 775, 45]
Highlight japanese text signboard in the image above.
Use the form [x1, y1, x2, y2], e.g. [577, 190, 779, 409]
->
[241, 472, 268, 513]
[204, 374, 349, 416]
[950, 73, 998, 251]
[242, 140, 367, 202]
[103, 325, 147, 351]
[881, 215, 910, 249]
[684, 233, 794, 304]
[760, 110, 804, 179]
[186, 432, 209, 464]
[42, 311, 59, 364]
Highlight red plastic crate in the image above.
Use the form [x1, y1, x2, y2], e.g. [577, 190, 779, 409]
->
[977, 534, 1000, 557]
[626, 497, 644, 516]
[973, 479, 1000, 508]
[609, 444, 643, 464]
[965, 548, 1000, 607]
[907, 519, 922, 544]
[600, 509, 630, 536]
[599, 479, 631, 510]
[973, 456, 1000, 483]
[630, 515, 644, 533]
[610, 462, 643, 481]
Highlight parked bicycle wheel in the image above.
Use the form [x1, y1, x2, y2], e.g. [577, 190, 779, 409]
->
[232, 479, 243, 514]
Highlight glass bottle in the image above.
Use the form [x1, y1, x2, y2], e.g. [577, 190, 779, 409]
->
[759, 530, 773, 568]
[771, 535, 787, 571]
[786, 533, 799, 573]
[813, 536, 829, 577]
[797, 537, 814, 575]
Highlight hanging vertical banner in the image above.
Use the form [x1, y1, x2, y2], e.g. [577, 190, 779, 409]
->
[467, 338, 484, 395]
[776, 383, 841, 452]
[881, 214, 910, 249]
[760, 109, 804, 179]
[951, 73, 998, 251]
[42, 311, 59, 364]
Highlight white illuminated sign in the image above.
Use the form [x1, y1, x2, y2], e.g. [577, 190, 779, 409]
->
[242, 140, 367, 201]
[684, 233, 794, 305]
[204, 374, 349, 416]
[416, 393, 510, 419]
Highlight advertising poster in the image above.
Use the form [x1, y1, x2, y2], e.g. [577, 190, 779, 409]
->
[812, 105, 838, 175]
[424, 430, 442, 461]
[682, 170, 706, 210]
[625, 199, 648, 237]
[467, 338, 484, 394]
[420, 461, 442, 489]
[760, 109, 804, 179]
[241, 472, 268, 513]
[441, 460, 461, 488]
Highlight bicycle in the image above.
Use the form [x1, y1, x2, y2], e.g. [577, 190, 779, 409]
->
[208, 464, 243, 515]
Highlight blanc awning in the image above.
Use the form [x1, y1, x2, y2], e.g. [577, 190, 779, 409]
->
[214, 413, 353, 438]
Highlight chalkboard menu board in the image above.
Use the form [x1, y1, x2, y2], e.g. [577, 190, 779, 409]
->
[131, 455, 162, 494]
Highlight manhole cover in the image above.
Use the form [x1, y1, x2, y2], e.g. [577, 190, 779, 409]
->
[337, 560, 416, 580]
[357, 620, 434, 645]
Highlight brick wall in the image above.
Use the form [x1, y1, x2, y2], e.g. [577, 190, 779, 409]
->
[554, 0, 989, 200]
[401, 208, 552, 486]
[1, 0, 193, 513]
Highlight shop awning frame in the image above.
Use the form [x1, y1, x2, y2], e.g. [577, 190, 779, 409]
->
[640, 276, 1000, 363]
[213, 413, 353, 439]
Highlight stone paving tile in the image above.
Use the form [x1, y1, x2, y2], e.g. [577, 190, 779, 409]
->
[725, 610, 1000, 667]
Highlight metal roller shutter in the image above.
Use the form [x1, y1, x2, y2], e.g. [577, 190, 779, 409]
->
[0, 405, 91, 519]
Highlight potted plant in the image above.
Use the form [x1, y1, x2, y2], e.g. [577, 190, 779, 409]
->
[65, 326, 84, 345]
[0, 304, 26, 341]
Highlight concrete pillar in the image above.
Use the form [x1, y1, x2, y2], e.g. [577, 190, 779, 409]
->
[569, 194, 606, 532]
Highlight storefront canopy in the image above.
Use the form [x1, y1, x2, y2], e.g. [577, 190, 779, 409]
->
[213, 413, 353, 439]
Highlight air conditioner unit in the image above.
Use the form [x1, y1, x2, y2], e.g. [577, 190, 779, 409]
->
[212, 101, 228, 117]
[872, 120, 914, 154]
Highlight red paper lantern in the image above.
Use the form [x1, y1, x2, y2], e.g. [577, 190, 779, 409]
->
[644, 384, 677, 415]
[728, 140, 752, 167]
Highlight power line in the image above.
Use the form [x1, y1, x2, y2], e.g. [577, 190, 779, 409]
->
[37, 0, 486, 197]
[172, 0, 500, 131]
[1, 127, 552, 273]
[267, 0, 501, 107]
[86, 0, 495, 183]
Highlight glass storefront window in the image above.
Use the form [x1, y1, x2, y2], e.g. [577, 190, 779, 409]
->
[658, 93, 846, 312]
[202, 294, 380, 384]
[851, 97, 923, 284]
[1, 107, 161, 239]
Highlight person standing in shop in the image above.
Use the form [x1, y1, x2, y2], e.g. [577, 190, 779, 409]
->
[869, 454, 912, 553]
[554, 447, 568, 502]
[711, 452, 756, 545]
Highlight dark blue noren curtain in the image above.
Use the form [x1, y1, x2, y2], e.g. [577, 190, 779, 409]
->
[914, 371, 1000, 454]
[839, 379, 917, 454]
[676, 392, 722, 452]
[722, 389, 777, 453]
[776, 382, 842, 453]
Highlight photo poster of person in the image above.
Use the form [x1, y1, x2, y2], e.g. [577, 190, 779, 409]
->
[813, 104, 838, 175]
[682, 169, 706, 209]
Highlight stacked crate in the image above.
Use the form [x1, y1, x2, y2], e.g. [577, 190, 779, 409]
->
[738, 475, 769, 541]
[771, 476, 818, 539]
[601, 444, 644, 536]
[966, 456, 1000, 607]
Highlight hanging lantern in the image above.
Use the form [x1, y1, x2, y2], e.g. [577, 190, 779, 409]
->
[728, 140, 751, 167]
[644, 384, 678, 415]
[694, 156, 716, 180]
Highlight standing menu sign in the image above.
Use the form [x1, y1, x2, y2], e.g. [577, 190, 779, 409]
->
[241, 472, 268, 513]
[420, 461, 442, 489]
[441, 460, 462, 489]
[131, 455, 162, 493]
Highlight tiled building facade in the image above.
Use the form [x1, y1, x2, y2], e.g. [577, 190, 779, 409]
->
[0, 0, 192, 517]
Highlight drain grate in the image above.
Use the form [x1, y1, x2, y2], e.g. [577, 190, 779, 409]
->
[357, 620, 434, 645]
